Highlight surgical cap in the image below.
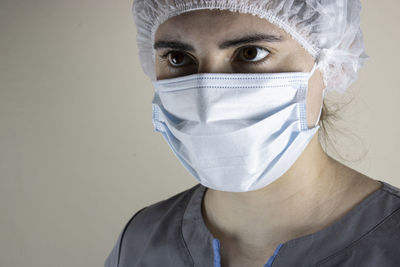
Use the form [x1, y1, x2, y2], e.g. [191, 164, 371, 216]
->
[132, 0, 368, 93]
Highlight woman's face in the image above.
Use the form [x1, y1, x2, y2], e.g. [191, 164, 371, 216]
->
[154, 9, 324, 127]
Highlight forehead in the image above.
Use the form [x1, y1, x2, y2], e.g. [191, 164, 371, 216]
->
[154, 9, 288, 42]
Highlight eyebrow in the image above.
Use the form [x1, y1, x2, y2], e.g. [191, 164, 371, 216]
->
[153, 33, 283, 52]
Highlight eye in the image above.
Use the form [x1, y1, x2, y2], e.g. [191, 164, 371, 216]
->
[162, 51, 194, 67]
[237, 46, 270, 63]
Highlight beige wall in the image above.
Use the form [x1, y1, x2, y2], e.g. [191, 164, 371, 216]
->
[0, 0, 399, 266]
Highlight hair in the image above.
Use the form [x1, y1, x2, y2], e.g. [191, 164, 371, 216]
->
[318, 96, 367, 164]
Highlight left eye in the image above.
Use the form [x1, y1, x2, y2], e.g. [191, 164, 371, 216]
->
[237, 46, 270, 62]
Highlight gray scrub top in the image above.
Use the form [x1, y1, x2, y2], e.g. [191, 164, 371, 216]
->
[105, 180, 400, 266]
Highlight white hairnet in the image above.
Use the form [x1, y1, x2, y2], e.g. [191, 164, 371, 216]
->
[132, 0, 368, 93]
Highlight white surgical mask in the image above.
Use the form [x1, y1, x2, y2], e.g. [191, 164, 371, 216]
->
[151, 64, 320, 192]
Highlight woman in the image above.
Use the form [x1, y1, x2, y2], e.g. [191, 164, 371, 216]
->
[106, 1, 400, 266]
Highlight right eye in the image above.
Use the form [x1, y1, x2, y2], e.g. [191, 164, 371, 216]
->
[161, 51, 195, 67]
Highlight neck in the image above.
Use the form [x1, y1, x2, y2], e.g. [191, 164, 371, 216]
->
[202, 132, 352, 247]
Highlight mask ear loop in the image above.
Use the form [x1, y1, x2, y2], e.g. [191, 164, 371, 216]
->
[308, 62, 318, 79]
[314, 89, 325, 127]
[310, 62, 326, 127]
[307, 62, 325, 128]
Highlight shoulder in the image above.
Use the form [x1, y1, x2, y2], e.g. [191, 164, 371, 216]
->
[104, 183, 201, 267]
[319, 180, 400, 266]
[122, 183, 200, 238]
[357, 179, 400, 236]
[379, 180, 400, 198]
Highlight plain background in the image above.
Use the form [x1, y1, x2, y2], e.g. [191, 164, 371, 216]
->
[0, 0, 399, 266]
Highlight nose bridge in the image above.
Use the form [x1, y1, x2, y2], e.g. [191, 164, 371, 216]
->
[197, 53, 232, 74]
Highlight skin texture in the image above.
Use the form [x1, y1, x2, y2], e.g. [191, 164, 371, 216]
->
[154, 9, 382, 267]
